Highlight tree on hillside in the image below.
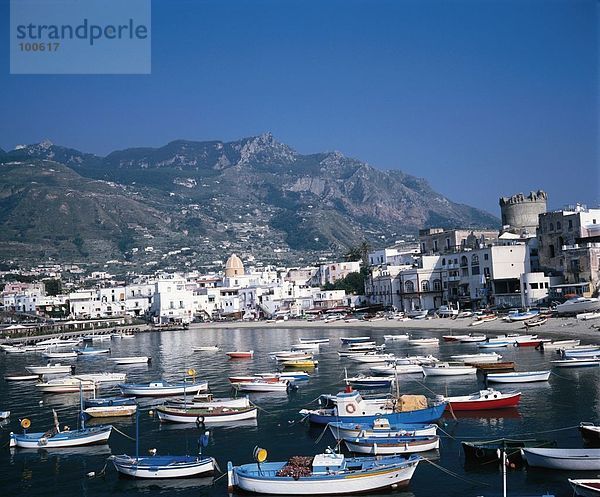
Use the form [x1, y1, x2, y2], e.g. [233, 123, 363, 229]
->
[44, 279, 62, 296]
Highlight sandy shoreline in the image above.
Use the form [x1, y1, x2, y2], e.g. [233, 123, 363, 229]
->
[190, 316, 600, 342]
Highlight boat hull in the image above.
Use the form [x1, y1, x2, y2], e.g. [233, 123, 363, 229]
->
[344, 436, 439, 454]
[156, 406, 258, 424]
[327, 422, 437, 439]
[119, 382, 208, 397]
[522, 448, 600, 470]
[229, 456, 420, 495]
[569, 479, 600, 497]
[112, 455, 214, 479]
[486, 371, 550, 383]
[445, 392, 521, 411]
[10, 425, 112, 448]
[462, 439, 555, 466]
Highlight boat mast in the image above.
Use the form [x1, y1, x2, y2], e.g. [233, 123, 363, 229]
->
[135, 406, 139, 462]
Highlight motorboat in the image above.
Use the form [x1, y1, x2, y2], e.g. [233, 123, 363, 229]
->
[36, 378, 96, 393]
[74, 373, 127, 383]
[407, 338, 439, 346]
[556, 297, 600, 316]
[226, 351, 254, 359]
[107, 356, 151, 365]
[327, 419, 437, 439]
[451, 352, 502, 363]
[343, 435, 439, 455]
[26, 363, 74, 375]
[438, 388, 521, 410]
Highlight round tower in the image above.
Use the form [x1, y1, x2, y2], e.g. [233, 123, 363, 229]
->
[499, 190, 548, 234]
[225, 253, 245, 277]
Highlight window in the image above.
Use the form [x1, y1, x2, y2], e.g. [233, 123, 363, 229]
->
[556, 221, 561, 230]
[442, 258, 446, 266]
[484, 253, 489, 261]
[460, 256, 468, 267]
[446, 238, 451, 249]
[549, 245, 555, 258]
[421, 280, 430, 292]
[421, 243, 426, 253]
[433, 241, 438, 252]
[568, 219, 573, 230]
[433, 279, 442, 291]
[405, 280, 415, 293]
[529, 283, 539, 290]
[549, 223, 554, 231]
[471, 254, 479, 265]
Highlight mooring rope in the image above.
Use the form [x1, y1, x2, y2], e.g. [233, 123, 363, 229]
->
[457, 424, 581, 439]
[111, 425, 136, 442]
[423, 458, 492, 487]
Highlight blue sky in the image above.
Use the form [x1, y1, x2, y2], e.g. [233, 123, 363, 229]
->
[1, 0, 597, 215]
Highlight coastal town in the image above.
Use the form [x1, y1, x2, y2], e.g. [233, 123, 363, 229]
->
[1, 190, 598, 334]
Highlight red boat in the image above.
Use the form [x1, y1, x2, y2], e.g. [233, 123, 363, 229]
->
[440, 388, 521, 411]
[516, 340, 548, 347]
[226, 350, 254, 359]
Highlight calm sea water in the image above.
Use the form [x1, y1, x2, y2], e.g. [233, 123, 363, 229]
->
[0, 325, 598, 497]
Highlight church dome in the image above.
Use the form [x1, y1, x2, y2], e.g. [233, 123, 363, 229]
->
[225, 253, 245, 277]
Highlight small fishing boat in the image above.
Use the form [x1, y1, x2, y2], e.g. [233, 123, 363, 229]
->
[486, 370, 550, 383]
[438, 388, 521, 410]
[26, 363, 74, 375]
[515, 339, 546, 347]
[344, 376, 394, 388]
[227, 449, 421, 495]
[75, 373, 127, 383]
[74, 346, 110, 355]
[281, 359, 318, 368]
[156, 405, 258, 424]
[369, 364, 424, 375]
[551, 358, 600, 368]
[119, 380, 208, 397]
[451, 352, 502, 363]
[478, 341, 510, 348]
[299, 338, 329, 344]
[166, 394, 251, 409]
[340, 336, 372, 344]
[107, 356, 151, 365]
[442, 334, 471, 342]
[4, 373, 39, 381]
[462, 438, 556, 465]
[563, 348, 600, 359]
[84, 405, 137, 418]
[473, 361, 515, 372]
[504, 310, 540, 322]
[521, 448, 600, 470]
[346, 353, 395, 364]
[36, 378, 96, 393]
[470, 315, 498, 326]
[408, 309, 429, 319]
[569, 479, 600, 497]
[327, 419, 437, 439]
[37, 338, 80, 347]
[273, 351, 313, 361]
[524, 317, 547, 328]
[343, 435, 439, 455]
[556, 296, 600, 316]
[578, 312, 600, 321]
[291, 343, 320, 351]
[234, 379, 293, 392]
[348, 342, 378, 349]
[579, 423, 600, 447]
[258, 371, 310, 381]
[111, 410, 215, 478]
[9, 407, 112, 448]
[407, 338, 439, 346]
[422, 363, 477, 376]
[299, 390, 446, 425]
[193, 346, 220, 352]
[394, 355, 439, 365]
[43, 351, 78, 359]
[538, 339, 580, 351]
[226, 351, 254, 359]
[459, 335, 487, 343]
[383, 334, 409, 341]
[84, 396, 137, 408]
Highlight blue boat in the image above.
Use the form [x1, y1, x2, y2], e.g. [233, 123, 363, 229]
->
[299, 389, 446, 425]
[84, 396, 137, 408]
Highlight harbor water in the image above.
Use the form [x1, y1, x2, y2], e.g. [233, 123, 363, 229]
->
[1, 325, 598, 497]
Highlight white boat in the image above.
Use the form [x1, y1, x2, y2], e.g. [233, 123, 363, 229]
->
[383, 334, 409, 341]
[36, 378, 96, 393]
[486, 370, 550, 383]
[107, 356, 151, 365]
[551, 358, 600, 368]
[0, 411, 10, 419]
[227, 451, 421, 495]
[422, 363, 477, 376]
[327, 419, 437, 439]
[539, 339, 580, 351]
[291, 343, 320, 351]
[193, 346, 220, 352]
[346, 353, 395, 364]
[234, 379, 292, 392]
[156, 405, 258, 424]
[4, 373, 39, 381]
[75, 346, 110, 355]
[112, 453, 215, 478]
[442, 334, 471, 342]
[451, 352, 502, 363]
[478, 341, 510, 348]
[522, 448, 600, 470]
[407, 309, 429, 319]
[394, 355, 439, 365]
[470, 315, 498, 326]
[26, 363, 74, 375]
[84, 405, 137, 418]
[577, 312, 600, 321]
[119, 380, 208, 397]
[299, 338, 329, 344]
[369, 364, 424, 375]
[569, 479, 600, 496]
[43, 351, 78, 359]
[343, 435, 440, 455]
[74, 373, 127, 383]
[556, 297, 600, 316]
[407, 338, 439, 346]
[37, 338, 80, 347]
[340, 337, 372, 344]
[459, 335, 487, 343]
[166, 394, 251, 409]
[272, 351, 313, 361]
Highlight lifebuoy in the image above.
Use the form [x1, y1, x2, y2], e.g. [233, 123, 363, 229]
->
[195, 416, 205, 427]
[345, 404, 357, 414]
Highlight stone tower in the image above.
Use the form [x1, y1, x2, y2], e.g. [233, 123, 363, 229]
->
[499, 190, 548, 234]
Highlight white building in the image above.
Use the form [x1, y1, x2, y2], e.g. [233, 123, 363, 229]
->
[149, 275, 194, 324]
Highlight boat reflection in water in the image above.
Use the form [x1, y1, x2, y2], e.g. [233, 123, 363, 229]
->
[444, 407, 522, 421]
[9, 445, 112, 464]
[158, 418, 258, 432]
[114, 476, 214, 492]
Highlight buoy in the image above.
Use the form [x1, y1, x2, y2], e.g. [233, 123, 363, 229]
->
[87, 472, 95, 478]
[20, 418, 31, 429]
[148, 410, 153, 416]
[148, 448, 157, 456]
[38, 401, 43, 406]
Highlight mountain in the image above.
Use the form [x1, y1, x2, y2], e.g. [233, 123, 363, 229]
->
[0, 134, 499, 266]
